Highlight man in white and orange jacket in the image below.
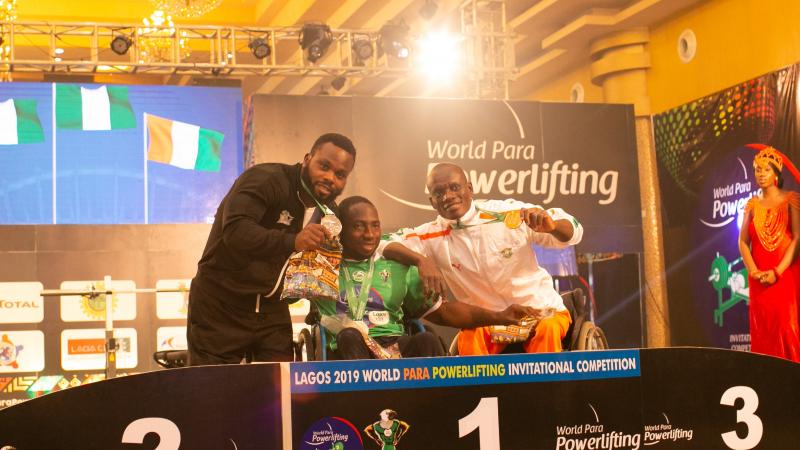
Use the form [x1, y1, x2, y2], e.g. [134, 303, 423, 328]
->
[383, 162, 583, 355]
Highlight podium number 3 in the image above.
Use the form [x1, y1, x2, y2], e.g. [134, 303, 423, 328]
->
[720, 386, 763, 450]
[459, 397, 501, 450]
[122, 417, 181, 450]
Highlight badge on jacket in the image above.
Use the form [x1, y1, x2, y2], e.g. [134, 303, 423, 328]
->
[278, 210, 294, 226]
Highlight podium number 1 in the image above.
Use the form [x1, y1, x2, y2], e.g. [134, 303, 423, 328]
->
[459, 397, 501, 450]
[720, 386, 763, 450]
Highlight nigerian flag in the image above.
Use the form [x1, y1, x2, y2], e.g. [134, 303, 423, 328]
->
[0, 98, 45, 145]
[56, 84, 136, 130]
[146, 113, 224, 172]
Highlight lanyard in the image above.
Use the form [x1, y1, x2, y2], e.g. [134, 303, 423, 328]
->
[451, 207, 521, 230]
[342, 258, 376, 321]
[300, 177, 334, 216]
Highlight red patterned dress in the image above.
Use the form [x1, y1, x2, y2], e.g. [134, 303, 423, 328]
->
[746, 192, 800, 361]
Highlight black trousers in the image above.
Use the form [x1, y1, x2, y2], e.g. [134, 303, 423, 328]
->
[329, 327, 445, 360]
[187, 282, 294, 366]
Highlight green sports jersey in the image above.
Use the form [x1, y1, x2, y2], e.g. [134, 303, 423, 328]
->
[313, 255, 437, 350]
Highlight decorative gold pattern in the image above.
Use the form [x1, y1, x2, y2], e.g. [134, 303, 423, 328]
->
[753, 146, 783, 172]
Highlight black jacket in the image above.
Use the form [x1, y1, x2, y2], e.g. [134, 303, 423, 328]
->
[194, 163, 335, 303]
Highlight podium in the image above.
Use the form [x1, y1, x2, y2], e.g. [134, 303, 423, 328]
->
[0, 348, 796, 449]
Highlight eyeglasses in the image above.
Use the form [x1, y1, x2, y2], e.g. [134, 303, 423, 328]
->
[430, 183, 463, 201]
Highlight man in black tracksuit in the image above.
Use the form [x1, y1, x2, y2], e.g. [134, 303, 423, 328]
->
[187, 133, 357, 365]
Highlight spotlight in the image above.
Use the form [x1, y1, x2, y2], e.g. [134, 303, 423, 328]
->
[248, 37, 271, 60]
[351, 36, 373, 65]
[300, 23, 333, 63]
[110, 35, 132, 56]
[379, 22, 411, 59]
[419, 0, 438, 20]
[331, 76, 346, 91]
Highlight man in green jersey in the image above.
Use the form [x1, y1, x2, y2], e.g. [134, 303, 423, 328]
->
[314, 196, 536, 359]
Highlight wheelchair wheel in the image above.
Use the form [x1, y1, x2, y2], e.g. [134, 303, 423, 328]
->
[295, 328, 315, 361]
[574, 321, 609, 351]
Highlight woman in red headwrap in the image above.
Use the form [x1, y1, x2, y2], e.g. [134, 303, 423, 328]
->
[739, 144, 800, 362]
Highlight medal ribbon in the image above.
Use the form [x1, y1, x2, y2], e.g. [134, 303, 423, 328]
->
[342, 258, 376, 321]
[300, 177, 334, 216]
[451, 207, 517, 230]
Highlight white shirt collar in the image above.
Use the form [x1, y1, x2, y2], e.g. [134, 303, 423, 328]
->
[437, 200, 478, 227]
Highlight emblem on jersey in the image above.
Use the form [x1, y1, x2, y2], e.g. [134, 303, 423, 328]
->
[353, 271, 366, 282]
[500, 248, 514, 258]
[368, 310, 390, 326]
[277, 210, 294, 226]
[379, 269, 390, 283]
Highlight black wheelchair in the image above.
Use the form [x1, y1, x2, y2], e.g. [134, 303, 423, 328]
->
[294, 305, 448, 361]
[447, 288, 609, 355]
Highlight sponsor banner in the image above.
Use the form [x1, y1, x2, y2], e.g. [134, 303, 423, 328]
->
[60, 328, 138, 371]
[155, 279, 190, 320]
[0, 282, 44, 324]
[653, 63, 800, 346]
[291, 349, 640, 394]
[156, 326, 187, 351]
[59, 280, 137, 322]
[0, 331, 45, 373]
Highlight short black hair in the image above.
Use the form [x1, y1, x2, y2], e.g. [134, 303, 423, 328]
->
[769, 162, 784, 188]
[310, 133, 357, 160]
[338, 196, 375, 226]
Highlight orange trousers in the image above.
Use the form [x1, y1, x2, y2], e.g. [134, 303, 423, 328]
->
[457, 309, 571, 355]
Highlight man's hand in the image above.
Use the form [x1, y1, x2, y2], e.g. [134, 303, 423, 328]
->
[495, 304, 538, 325]
[521, 207, 556, 233]
[416, 255, 448, 298]
[294, 223, 331, 251]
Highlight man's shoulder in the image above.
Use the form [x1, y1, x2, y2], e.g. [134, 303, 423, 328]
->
[236, 163, 298, 190]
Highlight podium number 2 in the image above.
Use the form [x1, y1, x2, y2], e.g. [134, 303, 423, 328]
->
[720, 386, 763, 450]
[459, 397, 501, 450]
[122, 417, 181, 450]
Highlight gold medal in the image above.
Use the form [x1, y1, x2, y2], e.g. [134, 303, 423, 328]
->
[504, 210, 522, 229]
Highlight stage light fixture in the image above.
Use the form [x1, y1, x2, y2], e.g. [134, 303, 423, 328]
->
[379, 22, 411, 59]
[419, 0, 438, 20]
[351, 36, 373, 65]
[300, 23, 332, 63]
[248, 37, 271, 59]
[110, 35, 132, 56]
[331, 76, 346, 91]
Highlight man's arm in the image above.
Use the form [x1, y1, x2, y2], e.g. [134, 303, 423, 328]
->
[522, 207, 583, 248]
[425, 301, 537, 328]
[222, 169, 328, 256]
[383, 241, 447, 298]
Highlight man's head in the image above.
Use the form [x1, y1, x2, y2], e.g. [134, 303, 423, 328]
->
[301, 133, 357, 203]
[339, 196, 381, 260]
[427, 163, 473, 220]
[380, 409, 397, 421]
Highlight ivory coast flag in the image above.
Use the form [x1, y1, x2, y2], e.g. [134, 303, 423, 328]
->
[0, 98, 45, 145]
[56, 84, 136, 130]
[146, 113, 224, 172]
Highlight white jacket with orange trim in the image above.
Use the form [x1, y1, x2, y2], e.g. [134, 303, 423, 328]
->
[386, 199, 583, 312]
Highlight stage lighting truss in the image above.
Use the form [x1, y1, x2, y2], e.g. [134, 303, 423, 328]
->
[299, 22, 332, 63]
[379, 22, 410, 60]
[0, 7, 516, 98]
[248, 36, 270, 60]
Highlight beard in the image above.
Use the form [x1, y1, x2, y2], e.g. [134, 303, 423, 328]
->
[301, 166, 338, 204]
